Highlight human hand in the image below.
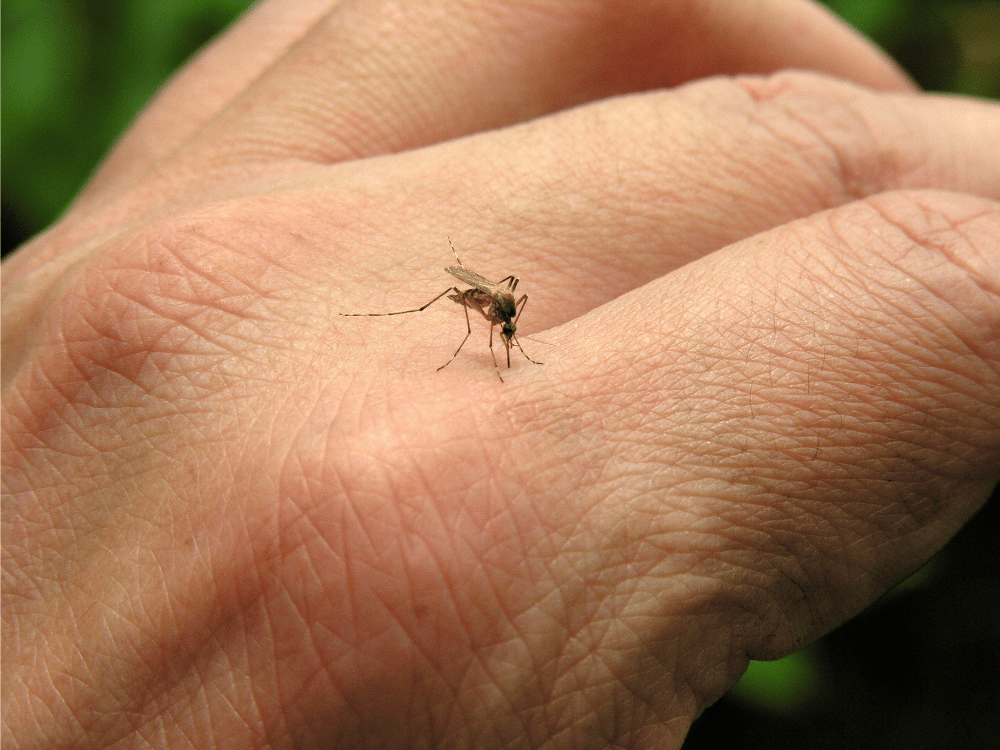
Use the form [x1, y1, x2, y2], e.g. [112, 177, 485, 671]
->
[3, 1, 999, 748]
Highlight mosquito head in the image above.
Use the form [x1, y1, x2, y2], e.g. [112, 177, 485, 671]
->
[501, 321, 516, 342]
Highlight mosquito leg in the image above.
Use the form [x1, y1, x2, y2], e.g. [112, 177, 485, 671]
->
[488, 324, 504, 382]
[340, 287, 454, 317]
[437, 296, 473, 372]
[510, 295, 542, 365]
[513, 293, 528, 325]
[513, 336, 543, 365]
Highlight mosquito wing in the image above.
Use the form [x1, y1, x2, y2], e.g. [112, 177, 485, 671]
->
[445, 265, 498, 293]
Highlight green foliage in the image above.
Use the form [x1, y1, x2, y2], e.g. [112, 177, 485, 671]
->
[2, 0, 255, 251]
[729, 649, 824, 716]
[826, 0, 1000, 95]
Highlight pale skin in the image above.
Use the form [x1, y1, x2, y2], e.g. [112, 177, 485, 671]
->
[2, 0, 999, 748]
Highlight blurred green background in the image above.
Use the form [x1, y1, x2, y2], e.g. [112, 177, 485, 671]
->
[3, 1, 998, 748]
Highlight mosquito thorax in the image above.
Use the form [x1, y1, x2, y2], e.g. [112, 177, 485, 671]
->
[495, 295, 517, 322]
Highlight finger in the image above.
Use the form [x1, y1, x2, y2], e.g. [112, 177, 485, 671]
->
[541, 188, 999, 691]
[75, 0, 338, 207]
[19, 1, 908, 288]
[329, 74, 1000, 332]
[156, 0, 910, 175]
[317, 188, 1000, 741]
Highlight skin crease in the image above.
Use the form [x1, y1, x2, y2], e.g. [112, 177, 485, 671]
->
[2, 0, 999, 748]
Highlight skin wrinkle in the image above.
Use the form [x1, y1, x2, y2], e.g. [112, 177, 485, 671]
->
[830, 199, 1000, 433]
[232, 78, 936, 322]
[873, 195, 1000, 302]
[11, 78, 948, 388]
[268, 420, 508, 744]
[772, 212, 992, 464]
[0, 86, 924, 308]
[86, 504, 254, 747]
[738, 74, 915, 201]
[116, 232, 276, 330]
[6, 4, 1000, 740]
[536, 203, 988, 668]
[482, 556, 594, 739]
[291, 3, 449, 160]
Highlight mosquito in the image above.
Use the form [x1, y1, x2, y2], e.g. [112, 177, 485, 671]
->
[340, 239, 542, 381]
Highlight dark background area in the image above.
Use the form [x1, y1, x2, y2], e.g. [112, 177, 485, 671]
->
[3, 1, 998, 747]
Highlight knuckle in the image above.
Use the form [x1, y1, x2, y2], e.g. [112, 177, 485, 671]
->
[736, 71, 936, 200]
[816, 188, 1000, 482]
[862, 190, 1000, 291]
[48, 216, 279, 405]
[835, 190, 1000, 332]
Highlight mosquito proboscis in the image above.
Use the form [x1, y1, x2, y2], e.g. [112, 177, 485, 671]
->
[340, 240, 542, 381]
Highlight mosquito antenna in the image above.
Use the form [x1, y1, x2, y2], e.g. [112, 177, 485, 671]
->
[447, 237, 464, 269]
[518, 333, 551, 346]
